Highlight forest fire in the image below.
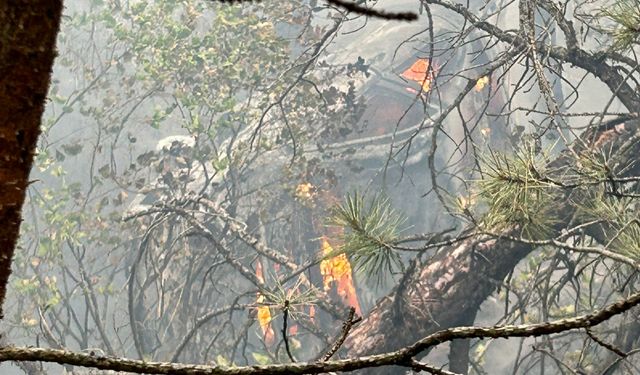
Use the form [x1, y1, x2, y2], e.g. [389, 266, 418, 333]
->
[6, 0, 638, 373]
[319, 236, 361, 316]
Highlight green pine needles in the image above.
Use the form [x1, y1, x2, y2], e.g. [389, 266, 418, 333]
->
[328, 192, 406, 287]
[477, 147, 559, 239]
[262, 275, 317, 319]
[601, 0, 640, 51]
[579, 194, 640, 259]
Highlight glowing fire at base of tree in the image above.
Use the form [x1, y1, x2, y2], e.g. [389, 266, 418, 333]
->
[319, 236, 361, 316]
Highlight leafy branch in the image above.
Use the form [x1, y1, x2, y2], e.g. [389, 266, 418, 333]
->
[578, 194, 640, 259]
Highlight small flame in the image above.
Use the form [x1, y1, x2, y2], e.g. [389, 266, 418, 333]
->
[401, 58, 435, 92]
[475, 76, 489, 92]
[319, 236, 361, 315]
[295, 182, 315, 201]
[255, 261, 275, 344]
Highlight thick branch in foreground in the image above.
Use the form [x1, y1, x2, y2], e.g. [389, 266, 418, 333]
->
[1, 289, 640, 374]
[0, 1, 64, 318]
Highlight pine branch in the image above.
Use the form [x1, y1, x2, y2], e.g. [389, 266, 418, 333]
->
[601, 0, 640, 51]
[328, 192, 406, 286]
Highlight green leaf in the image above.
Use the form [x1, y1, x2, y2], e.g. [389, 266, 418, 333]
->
[216, 355, 231, 367]
[251, 352, 271, 365]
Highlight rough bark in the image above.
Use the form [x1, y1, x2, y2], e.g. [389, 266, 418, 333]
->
[343, 120, 640, 373]
[344, 230, 535, 373]
[0, 0, 64, 318]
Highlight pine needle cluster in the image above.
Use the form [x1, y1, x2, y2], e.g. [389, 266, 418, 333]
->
[328, 192, 406, 287]
[579, 194, 640, 259]
[262, 276, 317, 319]
[477, 147, 559, 239]
[601, 0, 640, 51]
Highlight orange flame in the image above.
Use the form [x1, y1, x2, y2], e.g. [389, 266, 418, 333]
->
[255, 261, 275, 345]
[401, 58, 435, 92]
[319, 236, 361, 315]
[475, 76, 489, 92]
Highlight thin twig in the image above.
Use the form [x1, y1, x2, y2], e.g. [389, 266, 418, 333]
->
[410, 359, 461, 375]
[281, 300, 297, 362]
[321, 307, 362, 362]
[586, 328, 628, 358]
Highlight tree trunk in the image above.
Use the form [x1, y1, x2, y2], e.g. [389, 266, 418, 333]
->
[0, 0, 63, 318]
[345, 230, 535, 374]
[448, 310, 476, 374]
[344, 121, 640, 373]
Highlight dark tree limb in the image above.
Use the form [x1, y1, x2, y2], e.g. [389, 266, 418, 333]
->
[448, 310, 476, 374]
[215, 0, 418, 21]
[325, 0, 417, 21]
[281, 300, 297, 362]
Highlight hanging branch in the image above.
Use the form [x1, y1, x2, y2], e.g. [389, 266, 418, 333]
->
[325, 0, 417, 21]
[214, 0, 418, 21]
[320, 307, 362, 362]
[281, 300, 297, 362]
[586, 328, 628, 358]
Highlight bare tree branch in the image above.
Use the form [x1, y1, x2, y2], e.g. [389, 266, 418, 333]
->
[0, 289, 639, 374]
[214, 0, 418, 21]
